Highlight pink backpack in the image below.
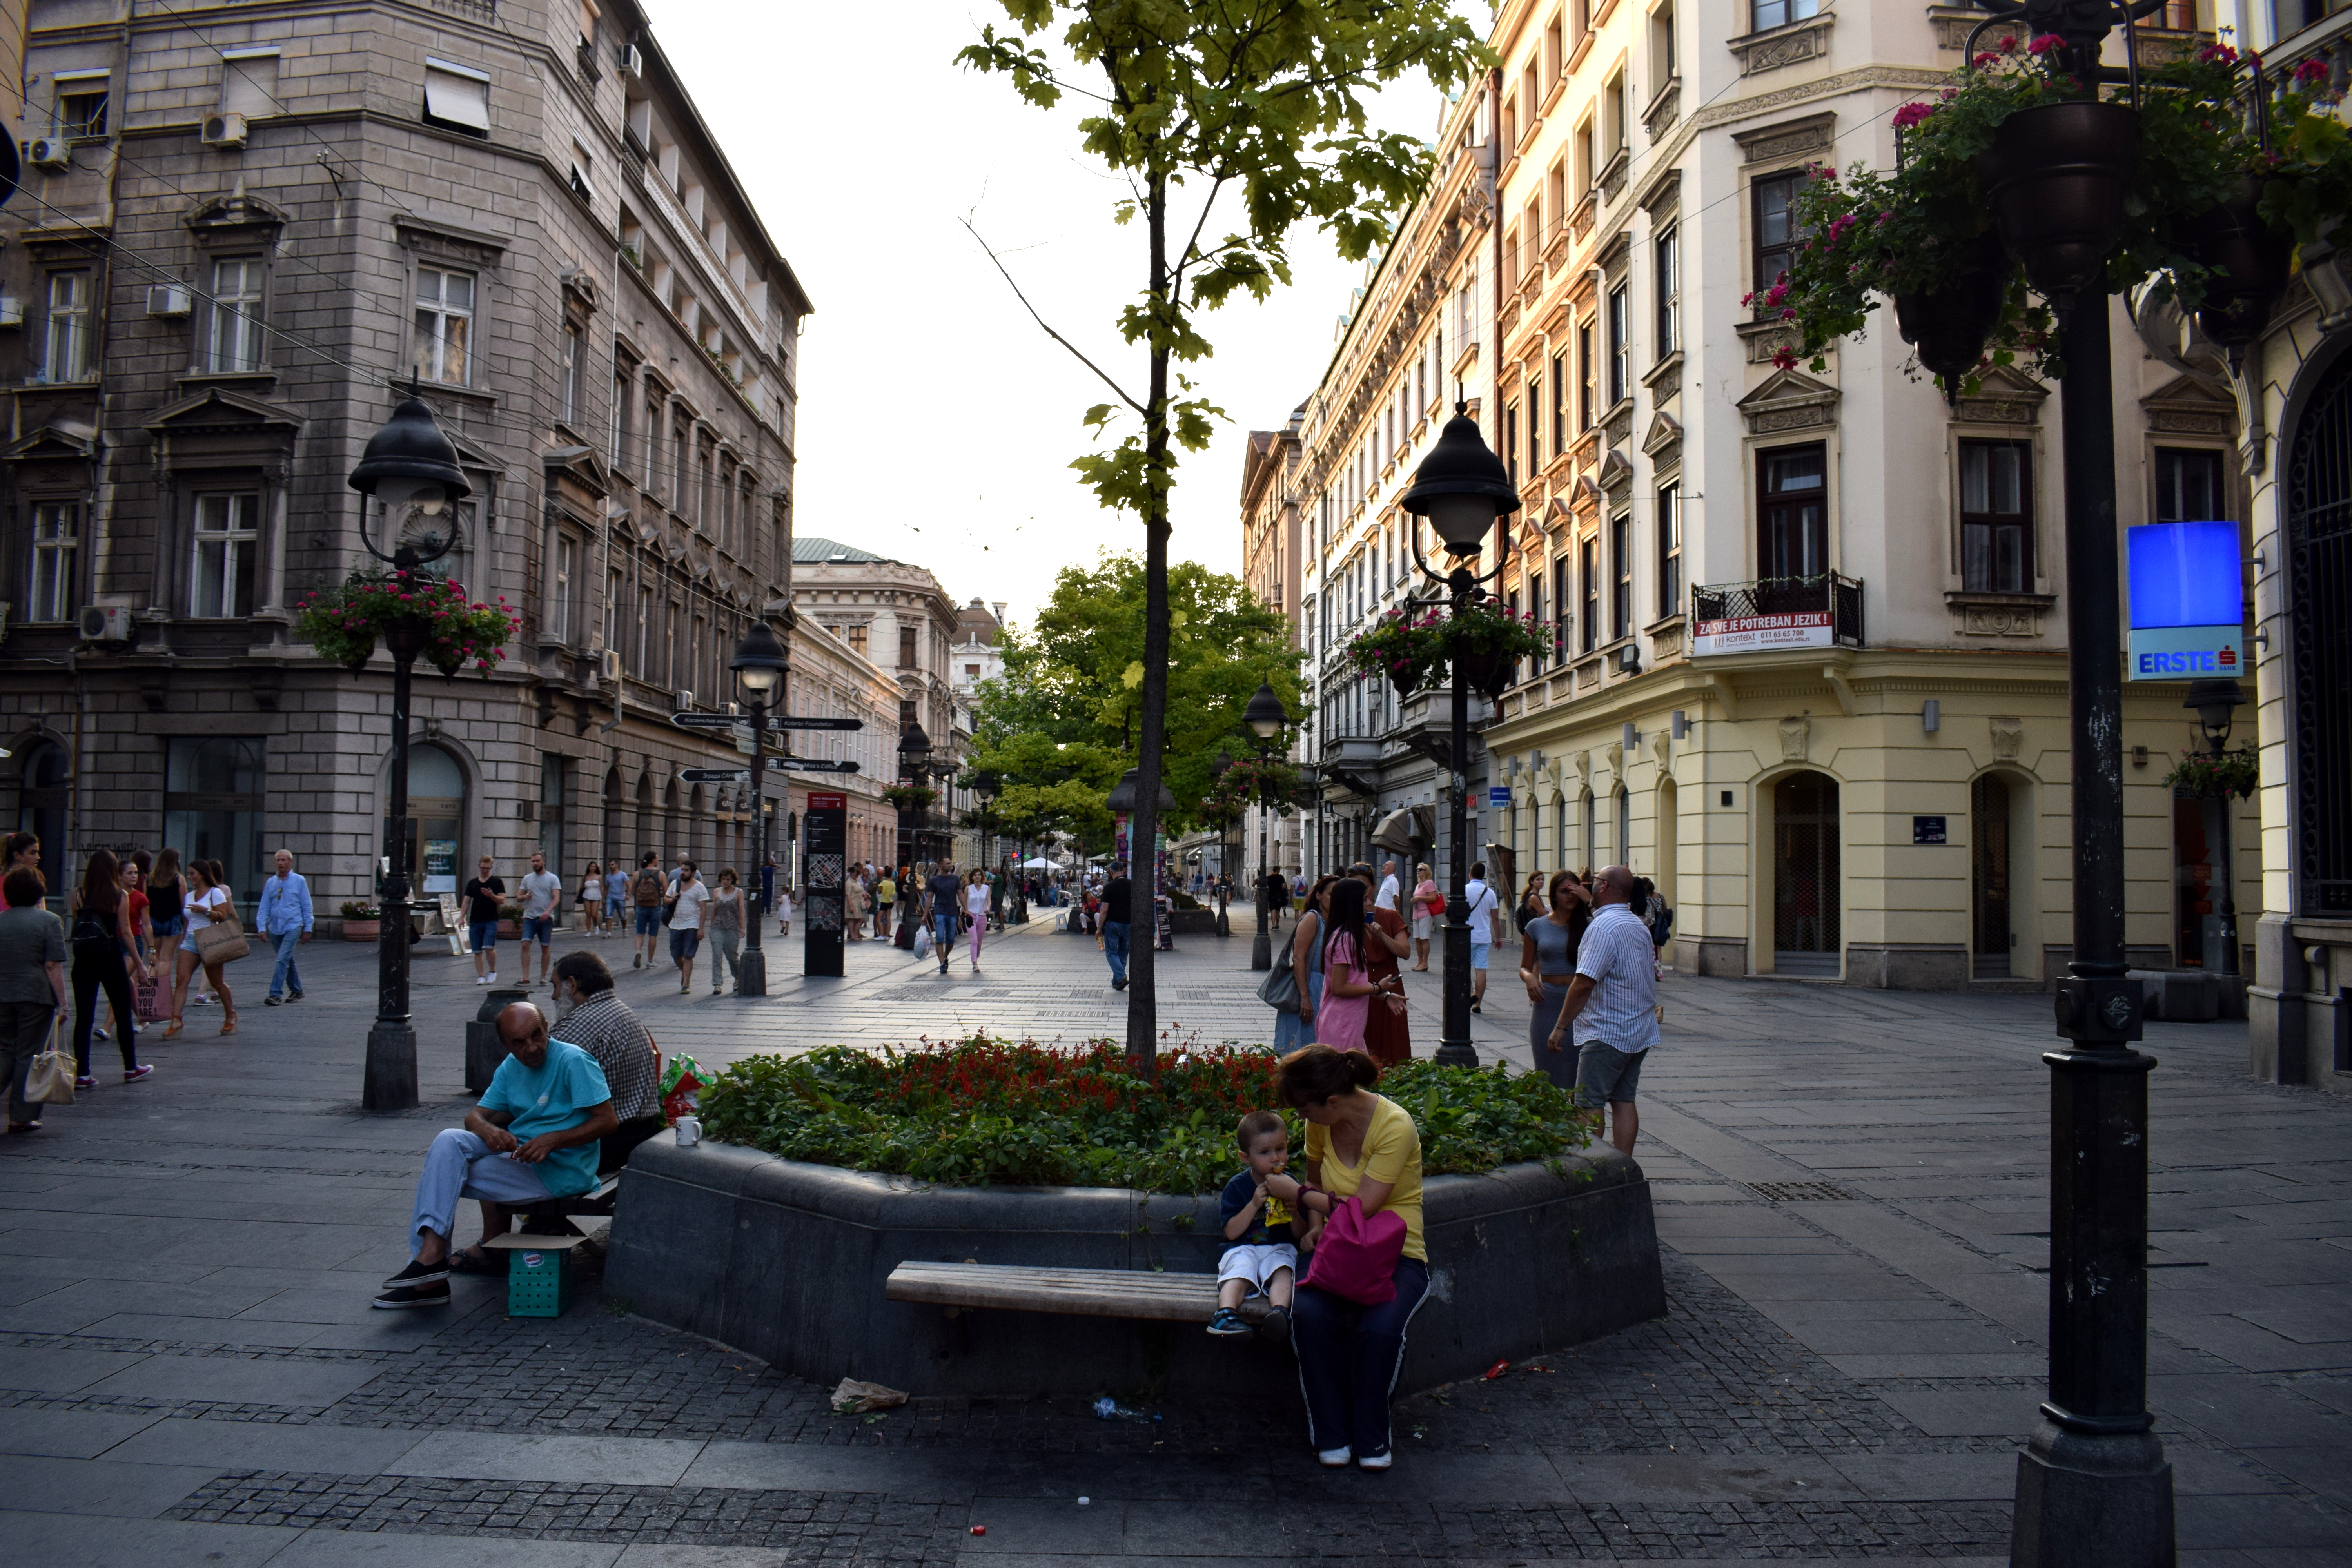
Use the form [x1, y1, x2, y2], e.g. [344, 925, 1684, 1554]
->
[1301, 1195, 1408, 1305]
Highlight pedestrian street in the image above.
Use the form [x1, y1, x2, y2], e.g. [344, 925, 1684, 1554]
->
[0, 912, 2347, 1564]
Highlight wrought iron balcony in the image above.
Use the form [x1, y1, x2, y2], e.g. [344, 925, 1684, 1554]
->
[1690, 573, 1864, 655]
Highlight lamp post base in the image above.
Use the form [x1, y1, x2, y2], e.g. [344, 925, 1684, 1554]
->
[1431, 1041, 1480, 1068]
[735, 946, 767, 998]
[1250, 926, 1272, 971]
[362, 1020, 418, 1112]
[2011, 1419, 2175, 1567]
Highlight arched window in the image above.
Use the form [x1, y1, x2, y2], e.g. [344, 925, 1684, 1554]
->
[1615, 785, 1631, 868]
[403, 744, 466, 897]
[15, 739, 67, 867]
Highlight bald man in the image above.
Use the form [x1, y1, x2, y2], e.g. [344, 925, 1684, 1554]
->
[1544, 864, 1660, 1158]
[376, 1001, 617, 1309]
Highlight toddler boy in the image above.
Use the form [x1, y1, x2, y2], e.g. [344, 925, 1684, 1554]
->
[1210, 1109, 1298, 1342]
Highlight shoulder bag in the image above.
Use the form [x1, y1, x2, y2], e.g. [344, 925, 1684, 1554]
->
[193, 897, 249, 964]
[1257, 950, 1299, 1009]
[25, 1015, 75, 1105]
[1300, 1193, 1407, 1305]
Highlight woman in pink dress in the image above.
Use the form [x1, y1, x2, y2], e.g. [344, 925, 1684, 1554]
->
[1314, 877, 1393, 1054]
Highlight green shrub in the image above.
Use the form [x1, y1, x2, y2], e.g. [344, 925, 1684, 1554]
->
[697, 1033, 1594, 1194]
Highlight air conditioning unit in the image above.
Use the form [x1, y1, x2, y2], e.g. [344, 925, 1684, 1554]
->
[146, 284, 192, 317]
[1614, 642, 1642, 675]
[200, 112, 248, 149]
[79, 606, 132, 643]
[518, 800, 536, 821]
[0, 298, 21, 328]
[27, 138, 69, 172]
[675, 688, 693, 712]
[617, 43, 643, 79]
[599, 647, 622, 683]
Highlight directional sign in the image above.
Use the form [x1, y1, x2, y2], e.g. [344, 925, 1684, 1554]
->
[670, 712, 738, 730]
[674, 712, 866, 732]
[782, 759, 862, 774]
[678, 768, 750, 785]
[767, 716, 864, 731]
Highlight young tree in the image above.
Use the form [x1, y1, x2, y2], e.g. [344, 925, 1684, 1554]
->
[960, 0, 1485, 1073]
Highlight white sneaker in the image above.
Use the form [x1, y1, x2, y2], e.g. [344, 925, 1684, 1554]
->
[1357, 1452, 1392, 1471]
[486, 973, 497, 984]
[474, 975, 488, 985]
[1318, 1446, 1352, 1467]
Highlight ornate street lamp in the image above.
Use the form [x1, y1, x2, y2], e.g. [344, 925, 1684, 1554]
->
[729, 619, 787, 997]
[1210, 749, 1235, 938]
[971, 769, 1000, 883]
[1963, 4, 2176, 1561]
[1243, 682, 1288, 970]
[898, 722, 933, 873]
[1400, 404, 1519, 1067]
[349, 387, 471, 1113]
[2185, 680, 2244, 980]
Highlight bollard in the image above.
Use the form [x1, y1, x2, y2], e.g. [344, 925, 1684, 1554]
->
[466, 987, 532, 1092]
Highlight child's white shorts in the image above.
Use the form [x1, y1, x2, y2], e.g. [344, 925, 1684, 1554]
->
[1217, 1242, 1298, 1297]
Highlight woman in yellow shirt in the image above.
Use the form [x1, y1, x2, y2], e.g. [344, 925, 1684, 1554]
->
[1260, 1044, 1427, 1472]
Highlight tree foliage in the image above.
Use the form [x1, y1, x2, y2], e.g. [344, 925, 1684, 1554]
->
[967, 553, 1304, 846]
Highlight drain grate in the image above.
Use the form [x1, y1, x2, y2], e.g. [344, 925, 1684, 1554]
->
[1746, 1180, 1858, 1202]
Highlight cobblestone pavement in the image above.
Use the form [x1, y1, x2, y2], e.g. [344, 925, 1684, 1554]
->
[1, 915, 2348, 1564]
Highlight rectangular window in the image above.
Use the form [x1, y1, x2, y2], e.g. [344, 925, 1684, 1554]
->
[414, 265, 475, 385]
[422, 58, 491, 135]
[1504, 401, 1519, 484]
[54, 75, 108, 139]
[610, 370, 629, 465]
[846, 622, 868, 656]
[29, 501, 77, 622]
[899, 623, 918, 669]
[1607, 283, 1630, 406]
[1753, 170, 1805, 299]
[1654, 226, 1679, 358]
[41, 271, 90, 383]
[190, 493, 260, 618]
[1551, 352, 1567, 455]
[1526, 377, 1542, 469]
[220, 50, 279, 118]
[208, 258, 264, 373]
[560, 323, 582, 426]
[644, 389, 662, 483]
[1959, 439, 2032, 592]
[1657, 480, 1682, 616]
[1612, 512, 1633, 640]
[1578, 320, 1595, 428]
[1554, 554, 1573, 660]
[1759, 443, 1829, 580]
[570, 140, 594, 203]
[1580, 535, 1600, 653]
[553, 534, 575, 641]
[605, 569, 622, 656]
[1652, 2, 1677, 85]
[2153, 446, 2226, 522]
[671, 419, 689, 508]
[1754, 0, 1819, 28]
[1606, 73, 1628, 154]
[666, 601, 680, 689]
[634, 585, 652, 676]
[1528, 572, 1546, 671]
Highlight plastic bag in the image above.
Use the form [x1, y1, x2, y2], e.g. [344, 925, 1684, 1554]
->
[914, 924, 933, 959]
[660, 1053, 704, 1125]
[831, 1377, 907, 1414]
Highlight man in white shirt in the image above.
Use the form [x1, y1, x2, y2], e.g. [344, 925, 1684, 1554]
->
[1463, 860, 1500, 1013]
[1544, 865, 1661, 1156]
[517, 851, 565, 994]
[666, 864, 711, 995]
[1375, 859, 1401, 913]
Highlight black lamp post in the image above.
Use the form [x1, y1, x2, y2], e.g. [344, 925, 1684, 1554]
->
[898, 723, 933, 874]
[348, 388, 471, 1113]
[1209, 750, 1235, 938]
[729, 619, 787, 997]
[971, 769, 1000, 888]
[2185, 680, 2244, 979]
[1243, 682, 1287, 970]
[1961, 4, 2176, 1562]
[1400, 404, 1520, 1068]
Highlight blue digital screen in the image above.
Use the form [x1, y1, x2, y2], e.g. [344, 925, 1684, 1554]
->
[2127, 520, 2241, 630]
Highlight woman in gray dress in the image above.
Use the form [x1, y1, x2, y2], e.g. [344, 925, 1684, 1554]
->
[1519, 870, 1595, 1091]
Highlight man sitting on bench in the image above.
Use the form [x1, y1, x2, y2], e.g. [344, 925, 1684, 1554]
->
[375, 1002, 616, 1309]
[547, 951, 663, 1175]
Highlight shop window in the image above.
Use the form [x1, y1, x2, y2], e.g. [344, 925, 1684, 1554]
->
[164, 736, 267, 914]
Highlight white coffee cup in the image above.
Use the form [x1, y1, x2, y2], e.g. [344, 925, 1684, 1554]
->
[675, 1116, 701, 1147]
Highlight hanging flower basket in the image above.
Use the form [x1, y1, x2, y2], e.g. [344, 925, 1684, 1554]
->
[1977, 98, 2143, 301]
[2190, 179, 2292, 348]
[2163, 747, 2258, 801]
[882, 784, 936, 813]
[294, 568, 516, 677]
[1893, 231, 2011, 386]
[1344, 600, 1548, 699]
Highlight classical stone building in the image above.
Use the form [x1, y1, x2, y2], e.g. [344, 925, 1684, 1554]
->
[0, 0, 809, 918]
[777, 613, 899, 886]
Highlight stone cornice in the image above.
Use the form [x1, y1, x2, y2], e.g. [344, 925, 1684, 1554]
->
[1695, 65, 1956, 138]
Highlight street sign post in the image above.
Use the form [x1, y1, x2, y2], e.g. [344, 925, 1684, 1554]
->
[766, 716, 864, 731]
[780, 759, 861, 774]
[678, 768, 750, 785]
[804, 793, 846, 978]
[672, 712, 865, 732]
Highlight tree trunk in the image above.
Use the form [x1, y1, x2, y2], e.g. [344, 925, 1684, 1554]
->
[1127, 165, 1172, 1081]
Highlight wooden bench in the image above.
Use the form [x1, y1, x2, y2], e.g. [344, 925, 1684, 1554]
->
[885, 1261, 1271, 1324]
[508, 1172, 621, 1236]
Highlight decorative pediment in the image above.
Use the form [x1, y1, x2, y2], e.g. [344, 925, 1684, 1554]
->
[542, 442, 611, 503]
[2140, 370, 2237, 437]
[186, 183, 288, 236]
[5, 420, 97, 464]
[1952, 363, 2051, 426]
[1540, 494, 1572, 531]
[1597, 447, 1635, 493]
[145, 385, 305, 437]
[1736, 367, 1840, 435]
[560, 266, 599, 314]
[1642, 411, 1683, 458]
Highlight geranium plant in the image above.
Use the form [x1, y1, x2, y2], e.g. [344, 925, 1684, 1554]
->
[2163, 746, 2258, 800]
[1344, 597, 1550, 695]
[1201, 754, 1296, 824]
[294, 568, 516, 677]
[1776, 34, 2306, 393]
[882, 783, 937, 812]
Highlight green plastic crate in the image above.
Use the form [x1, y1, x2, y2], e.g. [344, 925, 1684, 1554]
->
[497, 1240, 578, 1317]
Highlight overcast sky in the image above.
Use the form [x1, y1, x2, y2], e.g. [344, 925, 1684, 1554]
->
[652, 2, 1473, 630]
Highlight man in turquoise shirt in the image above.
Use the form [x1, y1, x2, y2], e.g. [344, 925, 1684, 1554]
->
[375, 1002, 616, 1309]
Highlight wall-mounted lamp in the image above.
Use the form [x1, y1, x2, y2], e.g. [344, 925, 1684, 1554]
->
[1922, 699, 1940, 735]
[1670, 710, 1688, 740]
[1621, 721, 1639, 750]
[2130, 744, 2149, 769]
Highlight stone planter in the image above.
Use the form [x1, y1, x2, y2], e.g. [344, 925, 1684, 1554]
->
[343, 920, 380, 942]
[497, 920, 520, 939]
[606, 1139, 1663, 1401]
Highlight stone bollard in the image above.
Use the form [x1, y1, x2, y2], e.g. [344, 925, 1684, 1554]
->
[466, 987, 532, 1092]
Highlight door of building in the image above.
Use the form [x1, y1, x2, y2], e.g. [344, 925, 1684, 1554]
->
[1972, 774, 2012, 978]
[1772, 770, 1840, 975]
[2288, 349, 2352, 914]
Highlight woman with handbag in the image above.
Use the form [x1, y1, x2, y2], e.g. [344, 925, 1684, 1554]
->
[1350, 866, 1414, 1067]
[165, 861, 240, 1038]
[1261, 1045, 1427, 1471]
[69, 851, 152, 1088]
[1408, 864, 1439, 971]
[1269, 876, 1334, 1054]
[0, 866, 68, 1132]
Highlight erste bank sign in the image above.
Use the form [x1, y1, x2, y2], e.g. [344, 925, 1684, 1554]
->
[2127, 519, 2245, 682]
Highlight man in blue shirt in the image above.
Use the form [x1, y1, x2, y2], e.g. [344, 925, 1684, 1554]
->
[256, 849, 313, 1006]
[375, 1002, 616, 1309]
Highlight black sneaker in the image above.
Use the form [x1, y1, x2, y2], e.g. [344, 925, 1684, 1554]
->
[264, 996, 281, 1006]
[381, 1257, 450, 1289]
[1207, 1307, 1250, 1336]
[371, 1281, 451, 1310]
[287, 991, 304, 1002]
[1259, 1306, 1292, 1346]
[1113, 977, 1128, 991]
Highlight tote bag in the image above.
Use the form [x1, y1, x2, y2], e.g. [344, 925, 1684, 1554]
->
[25, 1017, 75, 1105]
[1300, 1194, 1407, 1305]
[193, 898, 249, 964]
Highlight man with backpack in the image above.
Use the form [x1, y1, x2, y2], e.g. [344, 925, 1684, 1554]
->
[630, 853, 666, 971]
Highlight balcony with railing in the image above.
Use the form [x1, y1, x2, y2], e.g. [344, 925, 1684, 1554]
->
[1689, 573, 1864, 656]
